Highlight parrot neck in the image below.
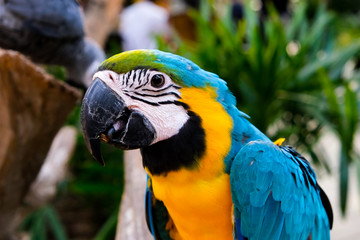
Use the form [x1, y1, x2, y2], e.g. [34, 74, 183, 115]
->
[141, 111, 206, 176]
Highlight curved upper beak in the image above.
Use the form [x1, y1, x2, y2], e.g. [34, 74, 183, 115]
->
[81, 78, 156, 166]
[81, 79, 125, 165]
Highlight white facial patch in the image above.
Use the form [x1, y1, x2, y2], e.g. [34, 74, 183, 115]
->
[93, 70, 189, 144]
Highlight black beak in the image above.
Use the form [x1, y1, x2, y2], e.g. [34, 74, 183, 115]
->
[81, 78, 156, 165]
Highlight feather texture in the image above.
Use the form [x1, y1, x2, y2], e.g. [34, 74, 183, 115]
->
[230, 141, 331, 240]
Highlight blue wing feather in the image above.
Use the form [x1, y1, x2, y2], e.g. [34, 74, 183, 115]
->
[230, 140, 331, 240]
[234, 217, 246, 240]
[145, 176, 172, 240]
[145, 176, 157, 238]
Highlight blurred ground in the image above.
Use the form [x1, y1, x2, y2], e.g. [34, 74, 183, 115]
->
[317, 132, 360, 239]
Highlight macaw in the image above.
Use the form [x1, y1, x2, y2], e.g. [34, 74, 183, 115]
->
[81, 49, 333, 240]
[0, 0, 105, 88]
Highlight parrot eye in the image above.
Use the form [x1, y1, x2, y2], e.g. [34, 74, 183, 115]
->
[150, 74, 165, 88]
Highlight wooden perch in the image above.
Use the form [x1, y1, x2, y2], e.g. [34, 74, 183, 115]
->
[0, 49, 81, 239]
[25, 126, 78, 208]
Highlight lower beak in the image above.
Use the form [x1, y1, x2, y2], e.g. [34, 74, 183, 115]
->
[81, 78, 156, 165]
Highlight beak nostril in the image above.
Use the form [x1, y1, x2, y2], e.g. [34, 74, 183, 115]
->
[109, 73, 114, 82]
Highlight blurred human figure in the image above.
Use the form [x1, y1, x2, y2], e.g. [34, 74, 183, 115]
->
[119, 0, 170, 51]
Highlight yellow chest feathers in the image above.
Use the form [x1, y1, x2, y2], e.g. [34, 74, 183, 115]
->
[150, 173, 234, 240]
[149, 87, 234, 240]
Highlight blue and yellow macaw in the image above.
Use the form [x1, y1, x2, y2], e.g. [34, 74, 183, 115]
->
[81, 50, 333, 240]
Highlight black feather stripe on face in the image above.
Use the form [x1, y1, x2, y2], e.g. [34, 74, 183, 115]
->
[141, 111, 205, 175]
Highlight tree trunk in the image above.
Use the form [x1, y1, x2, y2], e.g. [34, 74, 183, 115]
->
[0, 49, 81, 239]
[116, 150, 153, 240]
[83, 0, 123, 47]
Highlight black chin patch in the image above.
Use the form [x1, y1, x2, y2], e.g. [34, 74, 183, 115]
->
[141, 111, 206, 175]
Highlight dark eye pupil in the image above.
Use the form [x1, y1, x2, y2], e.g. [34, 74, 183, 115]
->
[151, 74, 165, 88]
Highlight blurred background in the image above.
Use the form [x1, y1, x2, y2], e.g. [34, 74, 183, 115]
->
[1, 0, 360, 239]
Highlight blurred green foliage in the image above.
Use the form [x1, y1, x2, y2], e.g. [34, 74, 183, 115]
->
[19, 205, 67, 240]
[318, 71, 359, 213]
[159, 0, 360, 214]
[45, 66, 66, 82]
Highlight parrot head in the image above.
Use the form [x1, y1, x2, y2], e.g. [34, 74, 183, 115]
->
[81, 49, 237, 172]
